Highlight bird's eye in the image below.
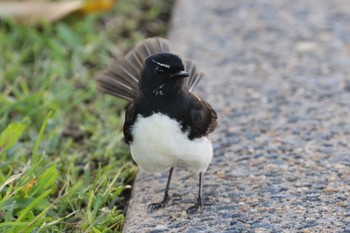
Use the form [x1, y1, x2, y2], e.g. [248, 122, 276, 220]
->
[155, 67, 164, 74]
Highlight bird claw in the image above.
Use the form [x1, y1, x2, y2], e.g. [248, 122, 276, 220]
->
[148, 193, 184, 211]
[148, 194, 169, 211]
[186, 202, 202, 214]
[148, 201, 168, 211]
[186, 196, 214, 214]
[148, 202, 166, 211]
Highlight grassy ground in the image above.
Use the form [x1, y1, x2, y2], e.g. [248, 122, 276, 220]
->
[0, 0, 173, 232]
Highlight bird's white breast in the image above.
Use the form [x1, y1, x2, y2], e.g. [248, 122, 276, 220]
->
[130, 113, 213, 174]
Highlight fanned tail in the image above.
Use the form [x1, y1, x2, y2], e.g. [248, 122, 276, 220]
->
[96, 37, 204, 101]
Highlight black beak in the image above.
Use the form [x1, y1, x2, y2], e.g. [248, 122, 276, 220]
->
[171, 70, 189, 79]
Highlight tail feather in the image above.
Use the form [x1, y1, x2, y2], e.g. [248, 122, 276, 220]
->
[158, 40, 170, 51]
[96, 76, 134, 101]
[96, 37, 204, 101]
[124, 37, 171, 71]
[183, 59, 203, 92]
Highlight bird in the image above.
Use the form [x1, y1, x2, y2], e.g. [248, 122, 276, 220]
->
[96, 37, 217, 214]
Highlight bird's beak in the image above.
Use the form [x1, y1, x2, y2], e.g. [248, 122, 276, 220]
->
[171, 70, 189, 79]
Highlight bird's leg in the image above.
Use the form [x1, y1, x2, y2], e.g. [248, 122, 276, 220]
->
[148, 167, 173, 211]
[186, 172, 203, 214]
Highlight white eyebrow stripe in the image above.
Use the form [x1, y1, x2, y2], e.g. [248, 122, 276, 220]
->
[152, 59, 170, 68]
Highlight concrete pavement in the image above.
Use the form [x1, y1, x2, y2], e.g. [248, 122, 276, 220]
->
[123, 1, 350, 232]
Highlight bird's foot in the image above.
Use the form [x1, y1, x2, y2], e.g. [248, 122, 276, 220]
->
[186, 196, 215, 214]
[186, 201, 202, 214]
[148, 195, 169, 211]
[148, 201, 167, 211]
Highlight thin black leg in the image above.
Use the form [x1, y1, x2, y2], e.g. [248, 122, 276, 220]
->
[186, 172, 203, 214]
[148, 167, 174, 211]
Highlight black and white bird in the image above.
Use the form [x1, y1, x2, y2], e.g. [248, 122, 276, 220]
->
[96, 38, 217, 214]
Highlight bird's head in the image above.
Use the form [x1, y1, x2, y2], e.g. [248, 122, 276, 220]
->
[139, 53, 189, 96]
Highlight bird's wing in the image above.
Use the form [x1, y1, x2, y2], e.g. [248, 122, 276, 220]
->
[123, 102, 137, 144]
[96, 37, 171, 101]
[188, 95, 217, 139]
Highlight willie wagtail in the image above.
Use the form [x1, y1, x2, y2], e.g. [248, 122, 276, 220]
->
[96, 38, 217, 214]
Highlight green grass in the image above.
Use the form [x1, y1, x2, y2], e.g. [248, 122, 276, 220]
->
[0, 0, 173, 232]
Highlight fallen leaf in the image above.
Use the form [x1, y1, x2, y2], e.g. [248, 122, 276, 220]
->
[23, 178, 36, 194]
[0, 1, 82, 23]
[82, 0, 116, 13]
[0, 0, 116, 24]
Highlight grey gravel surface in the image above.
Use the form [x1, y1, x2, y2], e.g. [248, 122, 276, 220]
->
[123, 0, 350, 232]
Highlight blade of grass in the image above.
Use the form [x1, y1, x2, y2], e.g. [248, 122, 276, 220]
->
[28, 164, 58, 197]
[0, 119, 29, 154]
[5, 201, 16, 222]
[32, 111, 52, 158]
[16, 189, 52, 222]
[0, 173, 22, 192]
[20, 185, 65, 233]
[0, 222, 30, 227]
